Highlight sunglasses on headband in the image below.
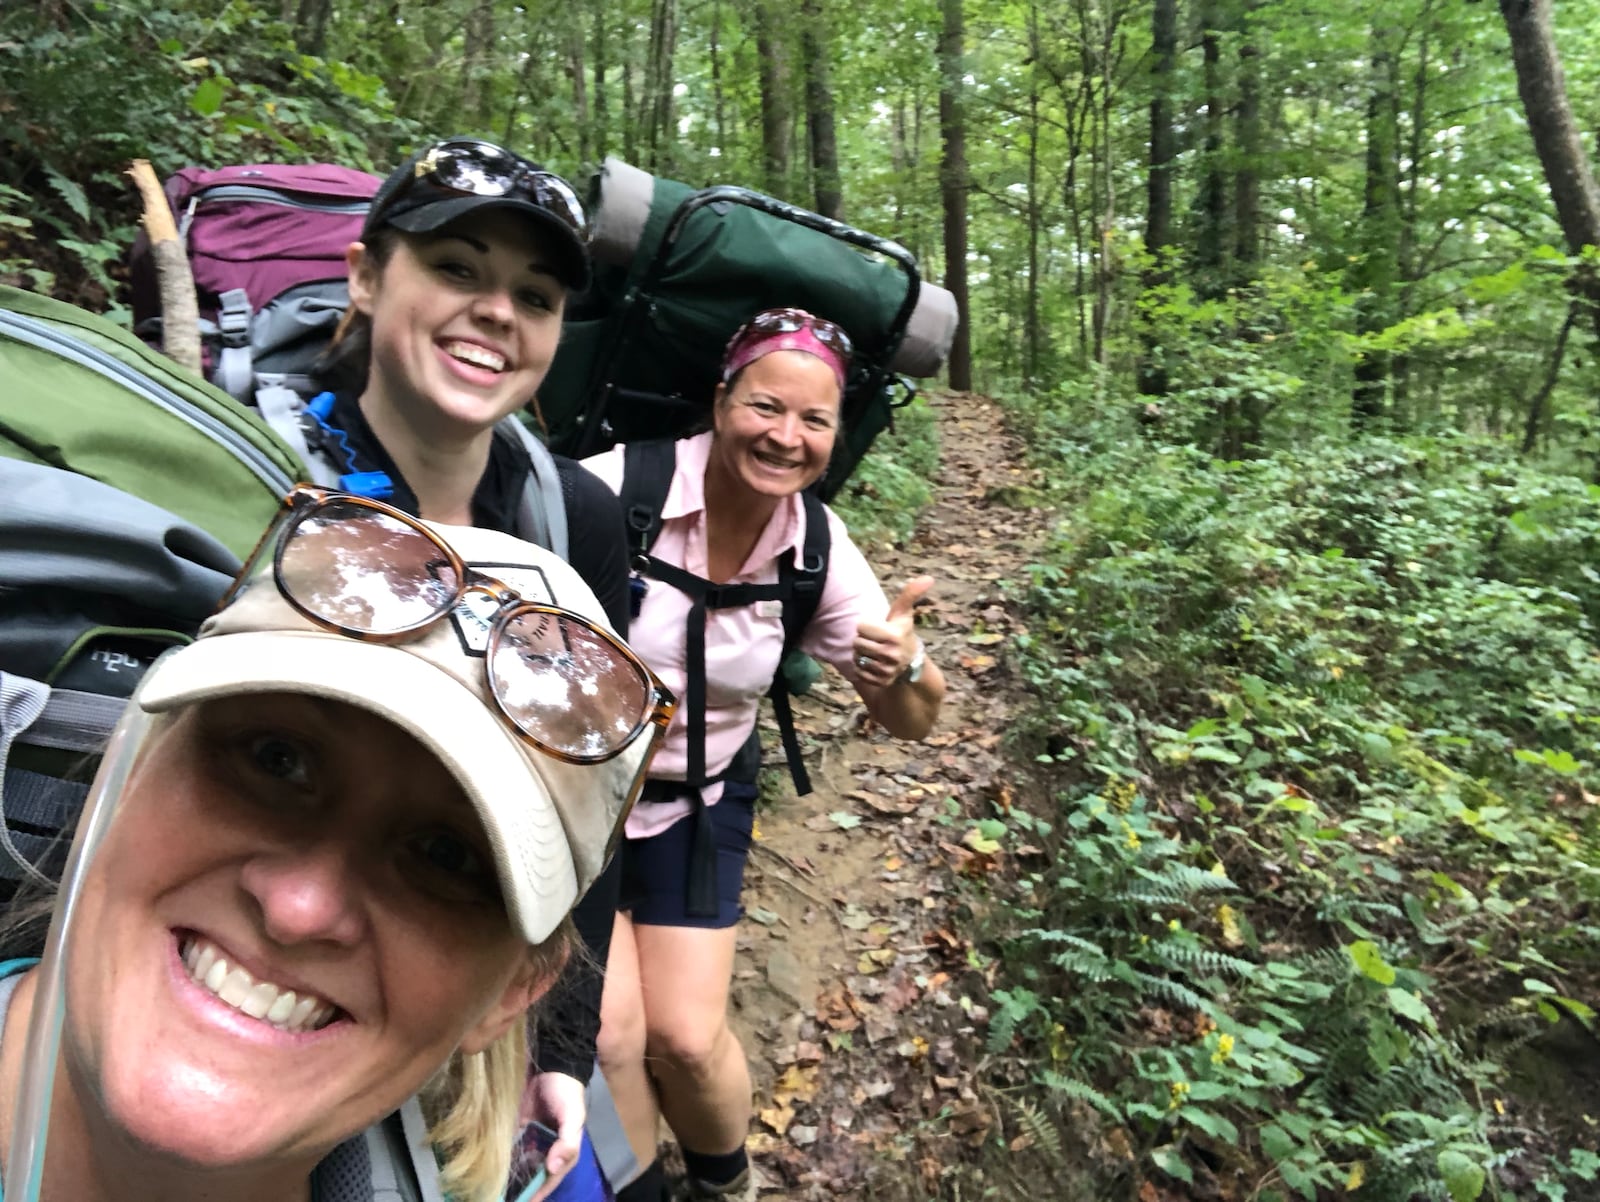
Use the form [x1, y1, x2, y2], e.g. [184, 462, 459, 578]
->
[378, 138, 589, 239]
[224, 486, 673, 766]
[723, 307, 854, 372]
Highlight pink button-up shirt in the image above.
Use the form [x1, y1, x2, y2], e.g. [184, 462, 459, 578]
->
[583, 432, 889, 838]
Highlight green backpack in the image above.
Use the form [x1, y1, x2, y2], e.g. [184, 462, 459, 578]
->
[0, 285, 300, 555]
[541, 158, 958, 500]
[0, 284, 303, 890]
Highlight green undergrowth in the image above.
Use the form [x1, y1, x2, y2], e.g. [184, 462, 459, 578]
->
[832, 392, 939, 548]
[975, 389, 1600, 1201]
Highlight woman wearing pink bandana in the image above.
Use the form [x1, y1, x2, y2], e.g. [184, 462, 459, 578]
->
[582, 308, 946, 1201]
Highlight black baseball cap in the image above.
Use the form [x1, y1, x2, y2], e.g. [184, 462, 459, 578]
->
[363, 140, 592, 291]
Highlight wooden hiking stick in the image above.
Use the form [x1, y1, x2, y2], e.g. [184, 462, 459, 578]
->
[126, 159, 201, 375]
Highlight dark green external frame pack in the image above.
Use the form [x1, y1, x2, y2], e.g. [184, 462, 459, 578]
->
[541, 159, 957, 500]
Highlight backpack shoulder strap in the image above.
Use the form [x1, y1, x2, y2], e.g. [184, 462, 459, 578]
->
[767, 490, 832, 796]
[254, 384, 341, 487]
[495, 417, 568, 560]
[780, 490, 832, 656]
[311, 1100, 439, 1201]
[618, 438, 678, 557]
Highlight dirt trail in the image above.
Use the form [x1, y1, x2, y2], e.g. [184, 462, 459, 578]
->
[726, 393, 1049, 1199]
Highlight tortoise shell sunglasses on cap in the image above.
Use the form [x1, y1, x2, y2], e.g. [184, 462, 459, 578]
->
[223, 485, 673, 766]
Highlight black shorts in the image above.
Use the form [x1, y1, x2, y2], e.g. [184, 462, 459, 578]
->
[619, 781, 757, 930]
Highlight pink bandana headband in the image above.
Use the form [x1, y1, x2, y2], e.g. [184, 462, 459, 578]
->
[720, 309, 853, 391]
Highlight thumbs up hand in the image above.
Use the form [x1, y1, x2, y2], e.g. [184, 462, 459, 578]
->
[851, 575, 933, 687]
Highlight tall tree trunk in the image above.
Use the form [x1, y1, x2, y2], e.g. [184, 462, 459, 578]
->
[1025, 0, 1046, 387]
[939, 0, 973, 391]
[1498, 0, 1600, 355]
[1233, 1, 1260, 274]
[1194, 0, 1230, 289]
[1140, 0, 1178, 397]
[290, 0, 332, 56]
[591, 0, 609, 162]
[569, 14, 590, 165]
[709, 0, 727, 160]
[1350, 25, 1401, 431]
[800, 0, 842, 220]
[754, 0, 793, 198]
[461, 0, 495, 131]
[643, 0, 678, 173]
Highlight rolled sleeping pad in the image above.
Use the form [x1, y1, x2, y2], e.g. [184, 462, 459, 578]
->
[585, 157, 960, 378]
[587, 157, 655, 268]
[891, 278, 958, 378]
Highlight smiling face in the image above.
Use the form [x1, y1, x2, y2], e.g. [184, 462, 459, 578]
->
[61, 694, 546, 1174]
[709, 350, 842, 502]
[347, 209, 567, 441]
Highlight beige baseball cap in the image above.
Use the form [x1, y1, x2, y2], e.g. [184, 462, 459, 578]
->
[134, 521, 658, 945]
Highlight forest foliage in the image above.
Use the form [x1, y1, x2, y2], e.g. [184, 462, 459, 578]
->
[4, 0, 1600, 1199]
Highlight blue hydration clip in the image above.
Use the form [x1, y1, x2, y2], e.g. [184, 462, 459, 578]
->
[305, 392, 396, 501]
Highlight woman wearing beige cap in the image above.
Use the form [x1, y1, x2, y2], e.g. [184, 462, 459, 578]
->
[0, 489, 671, 1202]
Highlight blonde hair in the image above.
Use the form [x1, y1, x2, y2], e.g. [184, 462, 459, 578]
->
[420, 924, 572, 1202]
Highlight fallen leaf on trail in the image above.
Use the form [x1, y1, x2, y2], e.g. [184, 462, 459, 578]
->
[840, 906, 875, 931]
[897, 1036, 929, 1062]
[848, 789, 919, 817]
[966, 632, 1005, 646]
[747, 906, 781, 926]
[828, 811, 863, 831]
[745, 1132, 782, 1156]
[935, 1075, 961, 1090]
[794, 1040, 824, 1065]
[759, 1104, 795, 1135]
[941, 839, 999, 877]
[1010, 1133, 1036, 1152]
[857, 947, 897, 974]
[772, 1063, 821, 1106]
[884, 855, 904, 872]
[962, 826, 1001, 855]
[881, 973, 921, 1013]
[958, 653, 996, 673]
[948, 1101, 993, 1147]
[788, 1124, 819, 1147]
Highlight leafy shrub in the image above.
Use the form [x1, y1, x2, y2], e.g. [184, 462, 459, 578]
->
[982, 385, 1600, 1198]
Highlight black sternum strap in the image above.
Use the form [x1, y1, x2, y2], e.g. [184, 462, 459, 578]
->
[643, 556, 787, 788]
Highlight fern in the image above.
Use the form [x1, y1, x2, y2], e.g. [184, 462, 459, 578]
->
[1010, 1097, 1065, 1163]
[1039, 1070, 1123, 1121]
[1153, 941, 1259, 980]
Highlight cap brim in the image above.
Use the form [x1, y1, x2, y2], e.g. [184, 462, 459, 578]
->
[136, 631, 577, 945]
[383, 195, 592, 291]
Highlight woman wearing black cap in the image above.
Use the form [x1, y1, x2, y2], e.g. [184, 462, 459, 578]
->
[305, 138, 632, 1200]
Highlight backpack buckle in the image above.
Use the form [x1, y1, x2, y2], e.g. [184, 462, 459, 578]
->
[216, 288, 252, 348]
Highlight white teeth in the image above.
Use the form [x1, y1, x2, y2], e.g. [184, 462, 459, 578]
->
[265, 990, 298, 1025]
[216, 967, 253, 1008]
[288, 995, 318, 1029]
[444, 341, 506, 371]
[179, 937, 334, 1033]
[241, 981, 279, 1019]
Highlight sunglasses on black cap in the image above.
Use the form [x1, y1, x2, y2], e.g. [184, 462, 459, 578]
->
[375, 138, 589, 239]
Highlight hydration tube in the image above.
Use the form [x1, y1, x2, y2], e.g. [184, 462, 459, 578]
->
[2, 690, 159, 1202]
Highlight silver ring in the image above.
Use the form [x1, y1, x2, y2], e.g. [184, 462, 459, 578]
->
[856, 654, 871, 669]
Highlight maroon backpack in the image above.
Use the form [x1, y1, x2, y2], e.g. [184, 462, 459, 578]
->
[129, 163, 381, 403]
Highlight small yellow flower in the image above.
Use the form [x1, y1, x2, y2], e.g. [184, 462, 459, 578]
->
[1167, 918, 1181, 932]
[1216, 903, 1243, 948]
[1120, 819, 1141, 850]
[1211, 1033, 1235, 1065]
[1168, 1080, 1190, 1110]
